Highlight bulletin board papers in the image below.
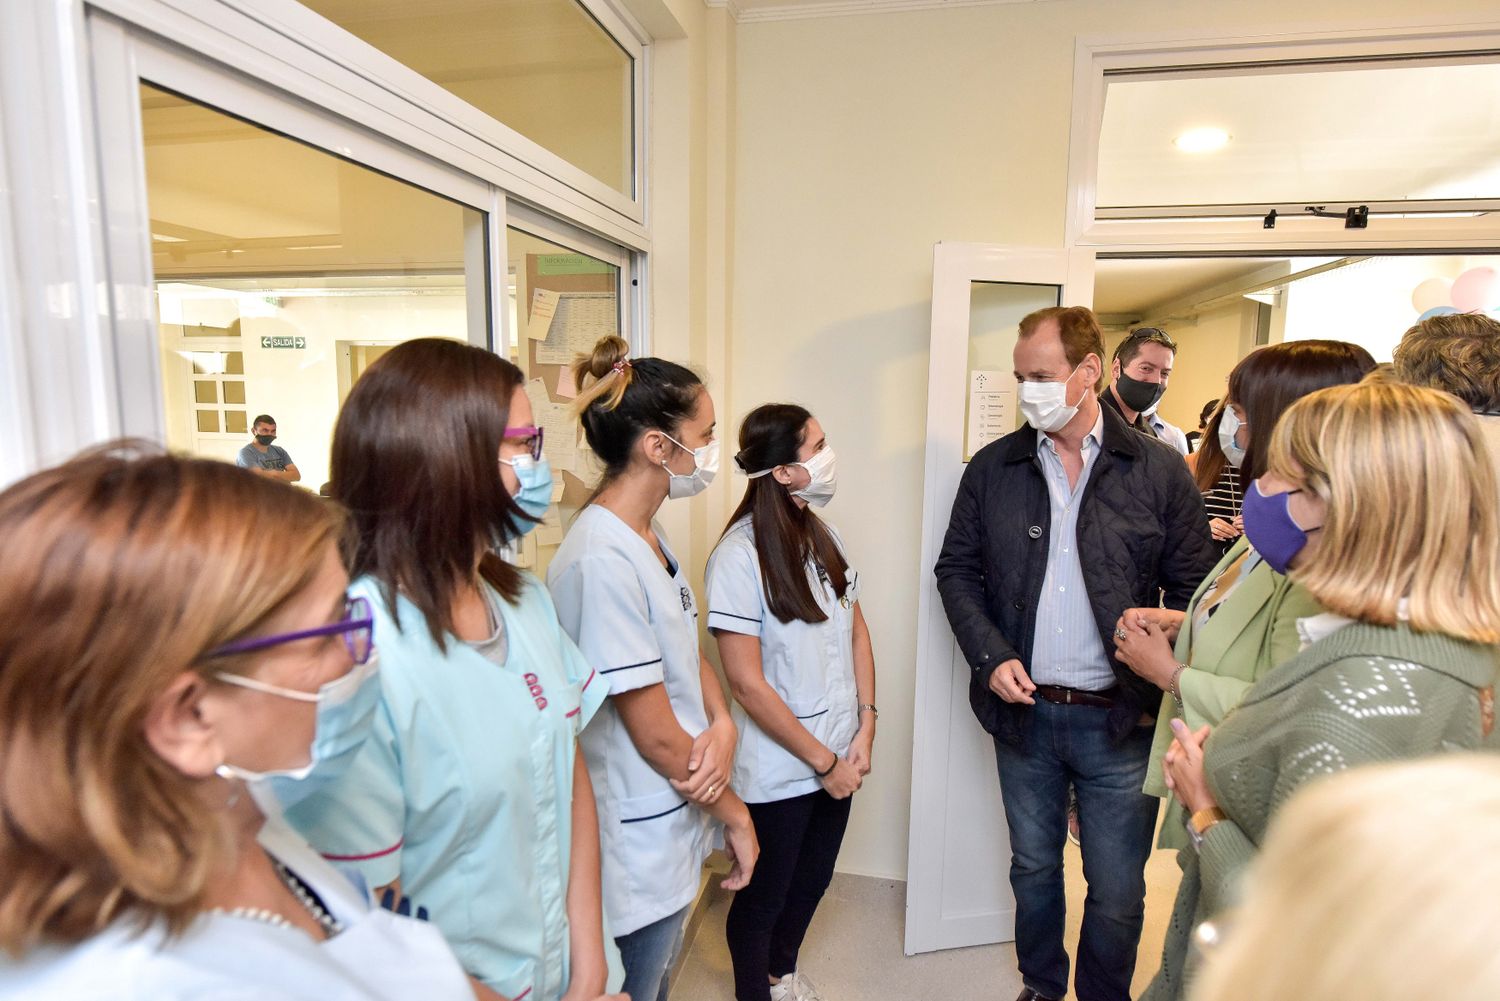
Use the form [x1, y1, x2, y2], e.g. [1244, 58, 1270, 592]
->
[528, 288, 560, 342]
[966, 371, 1013, 461]
[526, 378, 579, 473]
[534, 291, 618, 366]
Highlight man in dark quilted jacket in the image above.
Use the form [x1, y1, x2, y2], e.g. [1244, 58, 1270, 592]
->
[935, 305, 1217, 1001]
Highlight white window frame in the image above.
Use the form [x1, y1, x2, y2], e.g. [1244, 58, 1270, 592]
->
[1066, 17, 1500, 255]
[230, 0, 649, 219]
[90, 11, 513, 441]
[87, 0, 652, 250]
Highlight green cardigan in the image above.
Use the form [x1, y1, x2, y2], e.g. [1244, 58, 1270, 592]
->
[1141, 622, 1500, 1001]
[1145, 537, 1324, 850]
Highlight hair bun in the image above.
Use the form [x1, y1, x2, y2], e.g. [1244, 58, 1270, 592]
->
[586, 335, 631, 381]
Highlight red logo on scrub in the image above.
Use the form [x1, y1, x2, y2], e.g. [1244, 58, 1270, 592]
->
[524, 672, 548, 711]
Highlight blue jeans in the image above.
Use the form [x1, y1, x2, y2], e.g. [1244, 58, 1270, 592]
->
[993, 699, 1157, 1001]
[616, 904, 691, 1001]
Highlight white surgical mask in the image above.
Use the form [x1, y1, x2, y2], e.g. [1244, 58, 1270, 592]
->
[215, 654, 381, 811]
[661, 433, 720, 500]
[1218, 409, 1247, 468]
[792, 446, 838, 507]
[1018, 366, 1083, 433]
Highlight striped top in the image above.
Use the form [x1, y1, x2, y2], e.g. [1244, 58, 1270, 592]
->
[1204, 465, 1241, 522]
[1203, 465, 1242, 558]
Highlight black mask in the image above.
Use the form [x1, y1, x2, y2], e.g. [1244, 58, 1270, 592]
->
[255, 434, 276, 446]
[1115, 372, 1166, 414]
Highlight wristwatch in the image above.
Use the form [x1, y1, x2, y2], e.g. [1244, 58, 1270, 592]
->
[1184, 807, 1228, 851]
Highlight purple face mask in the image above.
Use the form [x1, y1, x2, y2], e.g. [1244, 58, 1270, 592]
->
[1242, 480, 1322, 575]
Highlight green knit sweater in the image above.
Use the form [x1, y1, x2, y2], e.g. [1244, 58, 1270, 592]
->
[1141, 622, 1500, 1001]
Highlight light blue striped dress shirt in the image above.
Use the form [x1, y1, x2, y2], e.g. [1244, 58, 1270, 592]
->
[1029, 408, 1116, 691]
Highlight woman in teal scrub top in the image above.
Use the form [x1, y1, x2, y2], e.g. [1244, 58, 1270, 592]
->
[284, 339, 625, 1001]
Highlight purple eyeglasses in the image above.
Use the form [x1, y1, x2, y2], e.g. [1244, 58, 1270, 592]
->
[207, 596, 374, 664]
[505, 425, 545, 462]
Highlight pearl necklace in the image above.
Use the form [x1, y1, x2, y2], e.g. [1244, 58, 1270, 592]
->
[212, 858, 344, 938]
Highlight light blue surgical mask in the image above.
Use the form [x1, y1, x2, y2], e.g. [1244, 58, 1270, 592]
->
[1218, 408, 1247, 468]
[501, 454, 554, 529]
[215, 654, 382, 813]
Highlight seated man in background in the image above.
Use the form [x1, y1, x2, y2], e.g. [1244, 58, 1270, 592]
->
[1393, 311, 1500, 474]
[237, 413, 301, 483]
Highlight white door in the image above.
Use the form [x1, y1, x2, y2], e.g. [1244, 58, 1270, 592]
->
[904, 243, 1095, 955]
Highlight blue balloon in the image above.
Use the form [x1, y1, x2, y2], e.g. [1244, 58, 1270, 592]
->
[1418, 306, 1460, 321]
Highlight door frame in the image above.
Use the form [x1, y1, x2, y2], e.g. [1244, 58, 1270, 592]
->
[905, 243, 1095, 955]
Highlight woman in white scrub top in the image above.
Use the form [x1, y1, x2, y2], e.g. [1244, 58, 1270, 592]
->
[707, 404, 878, 1001]
[279, 340, 624, 1001]
[548, 335, 761, 1001]
[0, 449, 482, 1000]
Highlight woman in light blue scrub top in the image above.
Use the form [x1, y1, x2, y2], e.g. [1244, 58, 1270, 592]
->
[283, 339, 625, 1001]
[548, 334, 761, 1001]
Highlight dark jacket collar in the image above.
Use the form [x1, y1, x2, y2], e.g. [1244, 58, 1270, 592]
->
[998, 399, 1145, 464]
[1099, 385, 1152, 433]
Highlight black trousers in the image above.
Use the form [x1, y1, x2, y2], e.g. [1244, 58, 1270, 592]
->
[724, 789, 853, 1001]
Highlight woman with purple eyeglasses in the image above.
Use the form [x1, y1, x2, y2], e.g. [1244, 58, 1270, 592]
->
[0, 446, 488, 1000]
[281, 338, 625, 1001]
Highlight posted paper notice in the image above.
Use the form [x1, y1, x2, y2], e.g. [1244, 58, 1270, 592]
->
[966, 371, 1013, 461]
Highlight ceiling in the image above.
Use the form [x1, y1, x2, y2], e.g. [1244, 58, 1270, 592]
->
[1098, 60, 1500, 208]
[1092, 257, 1286, 317]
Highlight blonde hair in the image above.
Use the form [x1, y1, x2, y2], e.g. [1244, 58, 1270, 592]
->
[1266, 382, 1500, 643]
[570, 333, 635, 417]
[0, 445, 343, 954]
[1192, 755, 1500, 1001]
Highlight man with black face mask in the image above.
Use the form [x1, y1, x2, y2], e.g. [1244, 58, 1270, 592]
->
[236, 414, 302, 483]
[1101, 327, 1189, 455]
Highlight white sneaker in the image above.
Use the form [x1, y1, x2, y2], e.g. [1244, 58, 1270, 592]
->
[789, 972, 825, 1001]
[769, 972, 824, 1001]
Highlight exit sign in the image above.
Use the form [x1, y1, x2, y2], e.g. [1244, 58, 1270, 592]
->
[260, 336, 306, 350]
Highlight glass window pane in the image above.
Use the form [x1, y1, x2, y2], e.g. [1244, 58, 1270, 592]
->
[194, 381, 218, 404]
[300, 0, 633, 195]
[1098, 61, 1500, 208]
[143, 84, 486, 481]
[506, 225, 621, 577]
[964, 282, 1060, 461]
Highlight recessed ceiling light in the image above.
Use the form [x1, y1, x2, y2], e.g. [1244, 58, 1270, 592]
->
[1174, 127, 1231, 154]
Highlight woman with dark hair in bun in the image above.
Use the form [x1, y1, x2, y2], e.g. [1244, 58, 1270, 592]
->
[708, 404, 876, 1001]
[548, 335, 760, 1001]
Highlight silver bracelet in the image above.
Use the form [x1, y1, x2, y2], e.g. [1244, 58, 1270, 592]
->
[1169, 664, 1188, 706]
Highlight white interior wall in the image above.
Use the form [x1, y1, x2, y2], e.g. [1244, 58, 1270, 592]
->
[1278, 255, 1493, 361]
[727, 0, 1500, 880]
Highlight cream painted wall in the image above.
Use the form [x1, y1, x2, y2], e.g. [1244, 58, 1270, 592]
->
[728, 0, 1500, 880]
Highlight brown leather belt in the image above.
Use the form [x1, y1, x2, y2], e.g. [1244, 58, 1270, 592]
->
[1034, 685, 1119, 708]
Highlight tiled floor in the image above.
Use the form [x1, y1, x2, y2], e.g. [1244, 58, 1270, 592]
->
[671, 820, 1182, 1001]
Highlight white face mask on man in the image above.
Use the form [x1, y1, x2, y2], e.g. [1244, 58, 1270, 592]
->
[1018, 364, 1085, 433]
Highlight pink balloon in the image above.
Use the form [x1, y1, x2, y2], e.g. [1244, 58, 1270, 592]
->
[1411, 277, 1452, 314]
[1451, 267, 1500, 313]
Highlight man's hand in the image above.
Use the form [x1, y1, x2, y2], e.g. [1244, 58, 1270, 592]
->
[988, 658, 1036, 705]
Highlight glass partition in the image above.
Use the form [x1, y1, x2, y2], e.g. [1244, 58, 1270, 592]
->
[141, 83, 485, 490]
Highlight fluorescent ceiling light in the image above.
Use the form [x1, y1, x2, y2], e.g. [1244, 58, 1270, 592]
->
[1173, 127, 1231, 154]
